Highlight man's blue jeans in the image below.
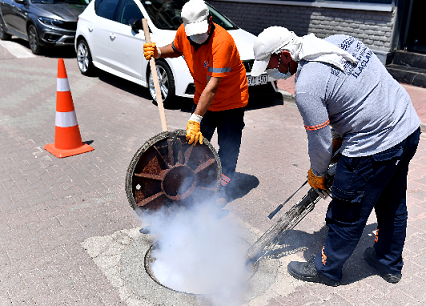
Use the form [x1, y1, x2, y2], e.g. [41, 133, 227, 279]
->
[198, 106, 245, 182]
[315, 128, 421, 282]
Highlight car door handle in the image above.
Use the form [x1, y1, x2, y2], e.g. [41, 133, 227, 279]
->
[110, 33, 116, 40]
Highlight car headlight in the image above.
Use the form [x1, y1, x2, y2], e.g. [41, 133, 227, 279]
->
[38, 17, 65, 27]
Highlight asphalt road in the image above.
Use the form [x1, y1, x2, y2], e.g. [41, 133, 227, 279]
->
[1, 39, 426, 305]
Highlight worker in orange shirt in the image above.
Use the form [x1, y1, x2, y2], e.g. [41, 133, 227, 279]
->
[143, 0, 249, 208]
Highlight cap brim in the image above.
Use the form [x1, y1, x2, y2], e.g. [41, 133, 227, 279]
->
[250, 56, 270, 76]
[185, 19, 209, 36]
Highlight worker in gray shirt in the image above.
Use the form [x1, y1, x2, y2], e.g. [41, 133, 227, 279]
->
[251, 26, 421, 286]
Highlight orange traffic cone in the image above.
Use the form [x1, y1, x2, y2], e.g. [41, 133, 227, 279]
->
[44, 59, 94, 158]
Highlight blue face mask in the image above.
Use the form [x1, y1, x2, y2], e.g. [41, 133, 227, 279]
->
[266, 69, 292, 80]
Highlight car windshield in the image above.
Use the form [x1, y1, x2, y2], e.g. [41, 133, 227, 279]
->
[31, 0, 89, 4]
[140, 0, 238, 30]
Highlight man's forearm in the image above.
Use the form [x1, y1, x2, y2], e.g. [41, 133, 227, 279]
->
[158, 44, 181, 58]
[194, 77, 222, 116]
[194, 91, 215, 116]
[308, 128, 333, 176]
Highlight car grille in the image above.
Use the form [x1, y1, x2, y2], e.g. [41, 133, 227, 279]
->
[57, 22, 78, 31]
[243, 60, 254, 73]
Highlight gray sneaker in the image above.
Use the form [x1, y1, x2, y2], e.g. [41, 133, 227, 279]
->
[364, 247, 402, 283]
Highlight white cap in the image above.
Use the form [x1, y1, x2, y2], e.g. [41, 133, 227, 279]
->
[181, 0, 210, 36]
[251, 26, 295, 76]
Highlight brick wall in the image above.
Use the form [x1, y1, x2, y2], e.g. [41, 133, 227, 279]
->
[208, 0, 397, 63]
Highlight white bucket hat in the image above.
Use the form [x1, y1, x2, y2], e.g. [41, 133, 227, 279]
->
[251, 27, 296, 76]
[252, 26, 358, 76]
[181, 0, 210, 36]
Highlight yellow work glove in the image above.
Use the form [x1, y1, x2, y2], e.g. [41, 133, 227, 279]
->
[308, 168, 326, 190]
[143, 42, 158, 60]
[186, 121, 203, 146]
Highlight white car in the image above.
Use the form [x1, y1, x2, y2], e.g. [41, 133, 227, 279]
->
[75, 0, 277, 107]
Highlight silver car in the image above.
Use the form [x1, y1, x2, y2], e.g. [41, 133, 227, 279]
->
[0, 0, 88, 54]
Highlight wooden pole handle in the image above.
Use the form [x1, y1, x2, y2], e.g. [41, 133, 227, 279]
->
[142, 18, 168, 132]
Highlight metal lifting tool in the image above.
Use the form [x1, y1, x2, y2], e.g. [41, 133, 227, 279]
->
[246, 151, 340, 266]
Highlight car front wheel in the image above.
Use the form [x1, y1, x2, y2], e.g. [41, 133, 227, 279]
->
[148, 60, 175, 108]
[0, 22, 11, 40]
[28, 24, 42, 54]
[77, 39, 95, 76]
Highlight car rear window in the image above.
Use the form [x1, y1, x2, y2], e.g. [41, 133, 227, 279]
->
[140, 0, 238, 30]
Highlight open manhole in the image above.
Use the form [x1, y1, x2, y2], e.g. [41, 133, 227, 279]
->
[120, 231, 281, 305]
[144, 242, 259, 295]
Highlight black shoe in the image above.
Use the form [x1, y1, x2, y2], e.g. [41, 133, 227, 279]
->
[287, 258, 340, 287]
[364, 247, 402, 283]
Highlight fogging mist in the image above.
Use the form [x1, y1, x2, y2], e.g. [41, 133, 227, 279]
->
[141, 200, 252, 305]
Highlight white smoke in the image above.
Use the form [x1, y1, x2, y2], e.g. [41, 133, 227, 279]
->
[140, 200, 251, 305]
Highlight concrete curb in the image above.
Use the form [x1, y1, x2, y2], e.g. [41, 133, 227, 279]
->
[278, 90, 426, 134]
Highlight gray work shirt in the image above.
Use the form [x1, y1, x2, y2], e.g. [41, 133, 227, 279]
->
[294, 35, 421, 176]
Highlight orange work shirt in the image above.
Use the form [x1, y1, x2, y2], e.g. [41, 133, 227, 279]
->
[173, 23, 249, 111]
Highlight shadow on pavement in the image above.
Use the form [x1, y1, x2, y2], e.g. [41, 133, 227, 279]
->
[246, 92, 284, 110]
[42, 46, 77, 58]
[95, 69, 153, 100]
[227, 172, 260, 202]
[7, 37, 29, 48]
[268, 222, 379, 285]
[9, 37, 77, 58]
[176, 93, 284, 114]
[84, 140, 94, 145]
[154, 96, 194, 112]
[175, 91, 284, 114]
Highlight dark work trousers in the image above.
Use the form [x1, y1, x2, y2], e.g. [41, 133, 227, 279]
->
[315, 127, 421, 282]
[194, 105, 245, 186]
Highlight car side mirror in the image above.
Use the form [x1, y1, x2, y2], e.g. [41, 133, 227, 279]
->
[131, 19, 143, 33]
